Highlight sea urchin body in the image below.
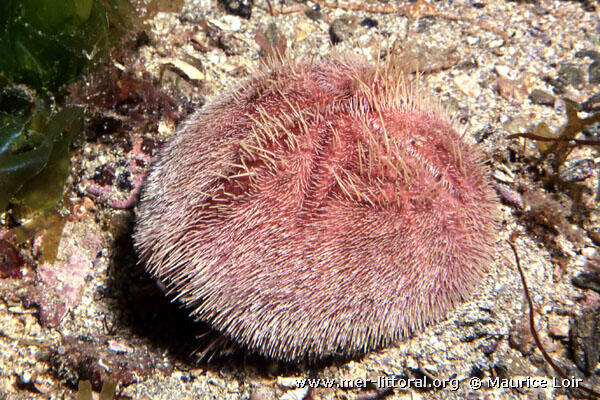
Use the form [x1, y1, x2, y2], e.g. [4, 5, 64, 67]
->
[134, 55, 499, 361]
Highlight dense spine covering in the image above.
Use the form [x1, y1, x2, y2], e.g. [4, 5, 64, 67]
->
[134, 54, 500, 361]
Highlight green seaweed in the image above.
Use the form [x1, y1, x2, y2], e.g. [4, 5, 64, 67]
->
[0, 88, 83, 211]
[0, 0, 134, 213]
[0, 0, 134, 91]
[15, 105, 84, 210]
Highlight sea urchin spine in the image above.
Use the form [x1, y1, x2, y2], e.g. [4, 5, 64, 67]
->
[134, 54, 499, 361]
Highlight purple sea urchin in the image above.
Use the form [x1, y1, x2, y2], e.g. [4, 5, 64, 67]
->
[134, 54, 500, 361]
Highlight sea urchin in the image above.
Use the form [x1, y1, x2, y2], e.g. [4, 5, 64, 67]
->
[134, 54, 499, 361]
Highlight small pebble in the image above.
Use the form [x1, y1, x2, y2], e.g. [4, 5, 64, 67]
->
[329, 16, 357, 44]
[559, 158, 594, 183]
[251, 388, 274, 400]
[588, 61, 600, 85]
[416, 16, 436, 33]
[569, 310, 600, 374]
[108, 340, 133, 353]
[141, 137, 160, 156]
[277, 377, 302, 388]
[0, 239, 24, 279]
[576, 49, 600, 62]
[219, 0, 253, 19]
[543, 76, 566, 95]
[494, 64, 511, 78]
[359, 17, 378, 29]
[117, 171, 133, 191]
[558, 63, 585, 88]
[280, 387, 309, 400]
[548, 315, 570, 338]
[458, 57, 479, 70]
[93, 165, 116, 186]
[529, 89, 555, 106]
[509, 317, 535, 355]
[489, 39, 504, 48]
[492, 169, 514, 184]
[581, 93, 600, 113]
[454, 73, 481, 97]
[20, 370, 33, 385]
[304, 4, 321, 20]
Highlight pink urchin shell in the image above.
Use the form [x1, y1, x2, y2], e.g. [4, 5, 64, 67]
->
[134, 54, 499, 361]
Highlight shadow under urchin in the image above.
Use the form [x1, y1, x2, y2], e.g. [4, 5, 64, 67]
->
[106, 212, 351, 373]
[133, 53, 500, 363]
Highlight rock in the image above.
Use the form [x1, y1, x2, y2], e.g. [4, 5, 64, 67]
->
[467, 36, 479, 46]
[28, 217, 102, 327]
[493, 168, 515, 184]
[49, 334, 158, 391]
[455, 73, 481, 97]
[277, 377, 302, 388]
[218, 0, 253, 19]
[569, 310, 600, 374]
[581, 93, 600, 113]
[416, 16, 436, 33]
[458, 57, 478, 70]
[558, 63, 585, 88]
[529, 89, 555, 106]
[329, 16, 358, 44]
[251, 388, 274, 400]
[0, 239, 25, 279]
[304, 4, 321, 21]
[359, 17, 378, 29]
[503, 115, 528, 134]
[589, 61, 600, 85]
[163, 58, 205, 81]
[558, 158, 594, 183]
[479, 336, 501, 355]
[107, 340, 133, 354]
[509, 317, 535, 355]
[572, 272, 600, 294]
[493, 183, 523, 208]
[489, 39, 504, 48]
[543, 76, 566, 95]
[494, 64, 511, 78]
[548, 315, 570, 338]
[587, 229, 600, 247]
[295, 21, 317, 42]
[496, 77, 529, 103]
[575, 50, 600, 62]
[280, 387, 309, 400]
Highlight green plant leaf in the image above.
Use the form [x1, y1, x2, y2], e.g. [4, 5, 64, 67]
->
[0, 87, 83, 212]
[14, 106, 84, 210]
[0, 128, 54, 211]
